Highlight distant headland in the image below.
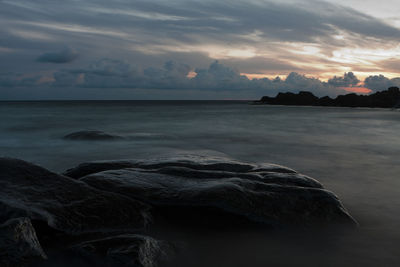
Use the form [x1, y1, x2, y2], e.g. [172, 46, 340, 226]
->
[254, 87, 400, 108]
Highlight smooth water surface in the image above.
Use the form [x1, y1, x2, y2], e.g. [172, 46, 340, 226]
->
[1, 101, 400, 266]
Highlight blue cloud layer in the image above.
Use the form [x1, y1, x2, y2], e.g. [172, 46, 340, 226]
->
[1, 0, 400, 99]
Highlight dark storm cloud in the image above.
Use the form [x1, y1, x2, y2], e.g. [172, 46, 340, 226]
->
[36, 48, 79, 63]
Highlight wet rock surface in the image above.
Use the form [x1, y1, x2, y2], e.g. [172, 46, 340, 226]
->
[0, 155, 357, 266]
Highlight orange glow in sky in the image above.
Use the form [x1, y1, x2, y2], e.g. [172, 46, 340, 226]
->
[342, 87, 372, 94]
[186, 71, 197, 78]
[241, 73, 286, 80]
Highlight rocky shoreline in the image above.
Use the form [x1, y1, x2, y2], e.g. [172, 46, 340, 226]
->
[254, 87, 400, 108]
[0, 155, 357, 266]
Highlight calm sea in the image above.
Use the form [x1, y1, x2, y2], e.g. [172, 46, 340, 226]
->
[1, 101, 400, 266]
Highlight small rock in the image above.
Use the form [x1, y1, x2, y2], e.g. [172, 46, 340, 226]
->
[63, 130, 124, 141]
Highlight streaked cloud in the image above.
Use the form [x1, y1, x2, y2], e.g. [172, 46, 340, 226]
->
[2, 59, 390, 94]
[0, 0, 399, 99]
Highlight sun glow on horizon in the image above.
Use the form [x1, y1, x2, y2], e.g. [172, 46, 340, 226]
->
[342, 87, 372, 94]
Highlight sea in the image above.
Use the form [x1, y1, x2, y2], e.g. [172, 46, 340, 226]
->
[1, 100, 400, 266]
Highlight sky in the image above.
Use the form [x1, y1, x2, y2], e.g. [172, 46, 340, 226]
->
[1, 0, 400, 100]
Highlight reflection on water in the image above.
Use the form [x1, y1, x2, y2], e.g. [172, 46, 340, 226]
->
[1, 101, 400, 266]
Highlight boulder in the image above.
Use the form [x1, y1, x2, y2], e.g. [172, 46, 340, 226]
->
[0, 155, 358, 266]
[0, 217, 47, 267]
[0, 158, 151, 234]
[63, 155, 299, 179]
[67, 155, 356, 227]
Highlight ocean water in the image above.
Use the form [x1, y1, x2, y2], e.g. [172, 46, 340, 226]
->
[1, 100, 400, 266]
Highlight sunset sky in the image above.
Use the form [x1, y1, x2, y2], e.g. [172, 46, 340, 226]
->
[1, 0, 400, 99]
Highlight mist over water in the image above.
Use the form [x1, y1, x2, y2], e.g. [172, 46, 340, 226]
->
[1, 101, 400, 266]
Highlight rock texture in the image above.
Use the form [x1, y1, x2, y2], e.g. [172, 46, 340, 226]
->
[71, 234, 175, 267]
[255, 87, 400, 108]
[0, 157, 150, 233]
[0, 155, 357, 266]
[0, 217, 47, 267]
[63, 130, 124, 141]
[66, 155, 356, 227]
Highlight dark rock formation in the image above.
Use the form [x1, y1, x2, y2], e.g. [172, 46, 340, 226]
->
[63, 130, 124, 141]
[0, 158, 150, 233]
[260, 91, 319, 106]
[63, 156, 298, 179]
[65, 155, 356, 227]
[0, 155, 357, 266]
[71, 234, 175, 267]
[0, 217, 47, 267]
[256, 87, 400, 108]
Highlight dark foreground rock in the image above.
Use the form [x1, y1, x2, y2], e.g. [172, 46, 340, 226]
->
[0, 217, 47, 267]
[0, 155, 357, 266]
[63, 130, 124, 141]
[0, 158, 150, 233]
[64, 155, 299, 179]
[65, 155, 356, 227]
[255, 87, 400, 108]
[71, 234, 176, 267]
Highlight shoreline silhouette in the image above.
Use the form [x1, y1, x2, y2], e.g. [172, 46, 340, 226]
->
[254, 87, 400, 108]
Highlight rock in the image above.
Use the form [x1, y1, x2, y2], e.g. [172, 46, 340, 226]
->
[0, 158, 151, 234]
[0, 155, 358, 266]
[318, 96, 335, 106]
[63, 130, 124, 141]
[0, 217, 47, 267]
[260, 91, 319, 106]
[256, 87, 400, 108]
[67, 155, 357, 227]
[64, 160, 140, 179]
[71, 234, 176, 267]
[63, 155, 298, 179]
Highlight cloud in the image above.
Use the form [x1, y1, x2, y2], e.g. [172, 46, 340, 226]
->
[2, 0, 400, 79]
[1, 0, 400, 98]
[36, 48, 79, 63]
[48, 59, 348, 97]
[364, 75, 400, 92]
[328, 72, 360, 87]
[268, 72, 347, 96]
[2, 58, 400, 99]
[0, 72, 43, 87]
